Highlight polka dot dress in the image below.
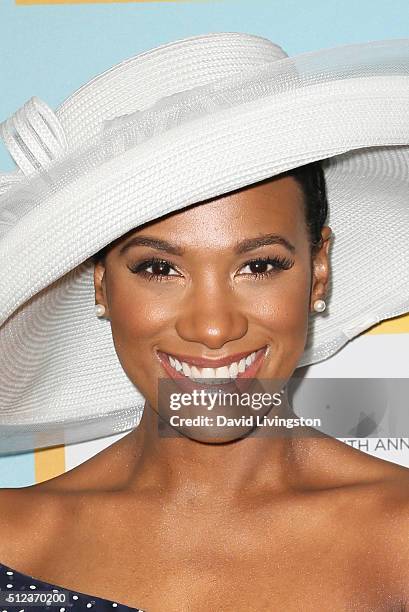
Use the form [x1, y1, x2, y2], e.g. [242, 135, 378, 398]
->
[0, 563, 145, 611]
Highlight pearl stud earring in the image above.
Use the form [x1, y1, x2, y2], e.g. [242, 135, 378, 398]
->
[313, 299, 326, 313]
[95, 304, 106, 317]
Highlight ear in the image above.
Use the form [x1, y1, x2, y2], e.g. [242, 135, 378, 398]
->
[93, 259, 110, 318]
[310, 226, 332, 312]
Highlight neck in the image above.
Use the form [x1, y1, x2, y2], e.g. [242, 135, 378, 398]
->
[118, 388, 319, 505]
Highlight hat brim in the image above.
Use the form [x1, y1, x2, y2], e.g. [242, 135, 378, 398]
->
[1, 36, 409, 453]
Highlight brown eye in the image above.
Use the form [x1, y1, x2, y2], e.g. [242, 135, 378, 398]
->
[238, 256, 294, 278]
[149, 260, 173, 275]
[247, 260, 270, 274]
[128, 257, 180, 280]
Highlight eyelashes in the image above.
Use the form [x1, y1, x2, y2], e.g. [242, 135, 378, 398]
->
[129, 258, 179, 281]
[127, 255, 294, 282]
[240, 256, 294, 277]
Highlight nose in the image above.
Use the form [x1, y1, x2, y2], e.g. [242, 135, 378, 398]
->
[175, 277, 248, 350]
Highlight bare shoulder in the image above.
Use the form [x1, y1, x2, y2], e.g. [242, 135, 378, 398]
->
[324, 436, 409, 520]
[0, 436, 132, 573]
[370, 471, 409, 604]
[330, 446, 409, 604]
[303, 438, 409, 608]
[0, 485, 72, 573]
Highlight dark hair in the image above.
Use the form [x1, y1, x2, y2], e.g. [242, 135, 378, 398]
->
[284, 159, 329, 255]
[92, 159, 328, 264]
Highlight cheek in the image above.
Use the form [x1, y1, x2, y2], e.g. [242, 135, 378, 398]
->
[247, 266, 311, 376]
[106, 282, 173, 398]
[107, 276, 175, 354]
[239, 265, 311, 333]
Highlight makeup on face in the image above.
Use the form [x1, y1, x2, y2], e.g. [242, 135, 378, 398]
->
[103, 175, 315, 433]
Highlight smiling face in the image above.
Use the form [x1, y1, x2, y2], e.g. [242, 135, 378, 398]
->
[94, 174, 331, 441]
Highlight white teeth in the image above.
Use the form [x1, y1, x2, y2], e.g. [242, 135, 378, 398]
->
[166, 349, 262, 381]
[238, 358, 246, 373]
[229, 362, 239, 378]
[190, 365, 202, 378]
[181, 362, 191, 377]
[201, 367, 217, 379]
[215, 366, 230, 378]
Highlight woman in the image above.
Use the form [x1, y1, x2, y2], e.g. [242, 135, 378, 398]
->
[0, 32, 409, 611]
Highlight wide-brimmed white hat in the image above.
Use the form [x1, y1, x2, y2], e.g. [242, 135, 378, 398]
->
[0, 32, 408, 454]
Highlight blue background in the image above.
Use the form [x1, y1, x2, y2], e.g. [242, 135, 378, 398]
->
[0, 0, 408, 484]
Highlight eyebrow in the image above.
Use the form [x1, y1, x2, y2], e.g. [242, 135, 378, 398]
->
[119, 236, 185, 256]
[119, 232, 295, 256]
[235, 233, 295, 255]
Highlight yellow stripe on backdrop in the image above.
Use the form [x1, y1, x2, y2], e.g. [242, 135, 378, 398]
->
[34, 445, 65, 483]
[366, 312, 409, 335]
[32, 312, 409, 483]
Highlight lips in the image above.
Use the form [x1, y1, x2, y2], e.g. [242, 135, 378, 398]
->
[156, 346, 268, 395]
[158, 348, 265, 369]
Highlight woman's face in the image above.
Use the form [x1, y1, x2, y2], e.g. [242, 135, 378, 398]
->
[94, 175, 331, 441]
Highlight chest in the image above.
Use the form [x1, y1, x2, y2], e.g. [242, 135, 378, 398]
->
[38, 518, 385, 612]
